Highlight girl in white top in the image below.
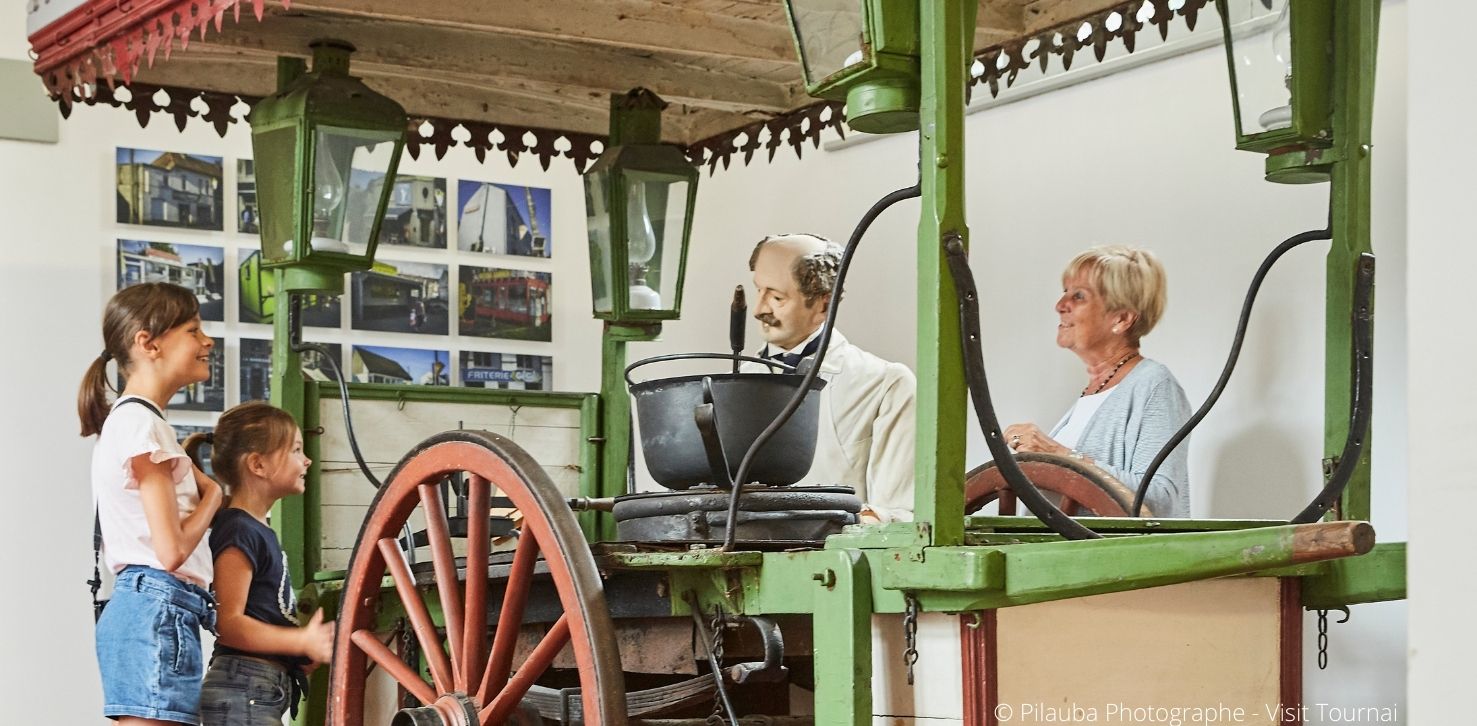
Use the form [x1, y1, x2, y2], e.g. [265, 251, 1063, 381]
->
[79, 282, 224, 726]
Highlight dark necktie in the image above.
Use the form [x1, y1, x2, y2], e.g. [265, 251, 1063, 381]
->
[761, 336, 821, 370]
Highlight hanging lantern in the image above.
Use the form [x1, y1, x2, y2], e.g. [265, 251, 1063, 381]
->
[782, 0, 921, 134]
[583, 90, 698, 322]
[249, 40, 408, 293]
[1219, 0, 1334, 162]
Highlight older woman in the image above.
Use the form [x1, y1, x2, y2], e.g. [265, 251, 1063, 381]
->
[1003, 245, 1192, 518]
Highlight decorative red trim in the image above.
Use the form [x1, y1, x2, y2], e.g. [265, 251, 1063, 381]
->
[1279, 578, 1304, 726]
[28, 0, 284, 108]
[961, 611, 998, 726]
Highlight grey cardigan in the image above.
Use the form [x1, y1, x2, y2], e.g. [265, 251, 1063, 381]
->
[1049, 358, 1192, 518]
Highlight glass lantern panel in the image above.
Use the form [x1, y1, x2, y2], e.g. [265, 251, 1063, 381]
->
[253, 126, 298, 264]
[625, 171, 689, 312]
[1226, 0, 1293, 135]
[311, 126, 400, 257]
[788, 0, 866, 86]
[583, 167, 615, 314]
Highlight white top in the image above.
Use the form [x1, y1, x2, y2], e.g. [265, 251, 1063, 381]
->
[1053, 388, 1112, 452]
[91, 396, 213, 586]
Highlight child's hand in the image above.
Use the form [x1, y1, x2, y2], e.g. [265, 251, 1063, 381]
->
[194, 467, 222, 502]
[299, 609, 335, 664]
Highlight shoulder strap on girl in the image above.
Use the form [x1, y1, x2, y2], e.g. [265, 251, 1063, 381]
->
[92, 396, 165, 618]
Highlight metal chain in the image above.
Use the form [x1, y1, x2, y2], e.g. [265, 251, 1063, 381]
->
[1317, 609, 1329, 669]
[904, 594, 920, 686]
[705, 606, 730, 726]
[1317, 607, 1351, 670]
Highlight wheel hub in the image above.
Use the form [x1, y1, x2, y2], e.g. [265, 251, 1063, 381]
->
[391, 693, 479, 726]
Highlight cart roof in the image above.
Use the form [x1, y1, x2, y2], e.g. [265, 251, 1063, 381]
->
[28, 0, 1212, 170]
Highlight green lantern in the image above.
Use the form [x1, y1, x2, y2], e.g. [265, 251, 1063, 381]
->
[1219, 0, 1334, 165]
[249, 40, 408, 294]
[583, 90, 698, 322]
[782, 0, 921, 134]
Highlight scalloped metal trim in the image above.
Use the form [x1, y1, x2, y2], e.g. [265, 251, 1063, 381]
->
[34, 0, 1211, 172]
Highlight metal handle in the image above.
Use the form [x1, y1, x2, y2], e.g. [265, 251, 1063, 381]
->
[693, 377, 733, 488]
[624, 352, 793, 387]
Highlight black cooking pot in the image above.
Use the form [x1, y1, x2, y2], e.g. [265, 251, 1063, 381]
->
[627, 353, 826, 490]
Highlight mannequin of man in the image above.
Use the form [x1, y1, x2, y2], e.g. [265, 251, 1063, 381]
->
[743, 234, 917, 522]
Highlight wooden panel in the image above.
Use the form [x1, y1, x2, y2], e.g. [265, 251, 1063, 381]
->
[314, 396, 585, 572]
[995, 578, 1284, 723]
[872, 613, 965, 720]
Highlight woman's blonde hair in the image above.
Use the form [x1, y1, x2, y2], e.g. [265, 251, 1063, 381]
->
[1063, 245, 1167, 343]
[184, 401, 298, 494]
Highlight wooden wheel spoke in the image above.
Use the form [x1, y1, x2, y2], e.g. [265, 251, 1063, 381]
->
[462, 474, 491, 686]
[376, 537, 455, 695]
[1058, 495, 1078, 516]
[477, 528, 541, 704]
[480, 614, 571, 723]
[350, 629, 438, 706]
[1000, 489, 1017, 516]
[419, 482, 467, 691]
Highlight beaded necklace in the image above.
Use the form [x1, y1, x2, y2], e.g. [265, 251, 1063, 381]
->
[1082, 352, 1138, 397]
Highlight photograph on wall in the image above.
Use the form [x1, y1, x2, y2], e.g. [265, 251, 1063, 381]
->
[350, 260, 449, 335]
[175, 425, 215, 478]
[456, 181, 552, 257]
[116, 147, 224, 230]
[237, 159, 258, 234]
[458, 266, 552, 342]
[459, 351, 553, 391]
[117, 239, 226, 321]
[237, 250, 342, 327]
[348, 171, 447, 249]
[350, 345, 450, 386]
[119, 337, 225, 411]
[239, 339, 343, 403]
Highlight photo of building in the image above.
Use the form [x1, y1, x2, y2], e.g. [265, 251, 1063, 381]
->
[459, 351, 553, 391]
[350, 260, 449, 335]
[458, 266, 552, 342]
[456, 181, 551, 257]
[240, 338, 342, 403]
[238, 250, 342, 327]
[351, 345, 449, 386]
[115, 147, 224, 230]
[348, 171, 446, 249]
[116, 239, 225, 321]
[237, 159, 257, 234]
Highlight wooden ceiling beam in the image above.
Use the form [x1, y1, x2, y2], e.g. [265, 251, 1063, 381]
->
[199, 13, 804, 113]
[275, 0, 799, 64]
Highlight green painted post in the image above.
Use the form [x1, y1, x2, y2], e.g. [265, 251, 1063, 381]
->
[1325, 1, 1379, 522]
[270, 290, 309, 590]
[811, 549, 873, 725]
[912, 0, 976, 545]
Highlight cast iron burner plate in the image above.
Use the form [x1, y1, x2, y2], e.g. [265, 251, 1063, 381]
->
[612, 485, 862, 545]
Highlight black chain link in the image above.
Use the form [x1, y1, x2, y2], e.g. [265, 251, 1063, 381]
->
[904, 594, 920, 686]
[705, 606, 730, 726]
[1317, 609, 1329, 670]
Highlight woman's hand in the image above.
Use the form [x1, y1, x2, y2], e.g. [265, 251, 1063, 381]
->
[1003, 423, 1072, 456]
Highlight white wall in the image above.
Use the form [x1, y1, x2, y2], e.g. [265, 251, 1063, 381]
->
[1406, 1, 1474, 722]
[0, 1, 1414, 722]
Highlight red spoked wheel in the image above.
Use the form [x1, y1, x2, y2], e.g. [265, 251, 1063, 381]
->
[963, 452, 1152, 518]
[330, 430, 627, 726]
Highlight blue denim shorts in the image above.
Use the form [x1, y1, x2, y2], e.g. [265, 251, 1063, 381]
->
[96, 566, 218, 723]
[200, 655, 296, 726]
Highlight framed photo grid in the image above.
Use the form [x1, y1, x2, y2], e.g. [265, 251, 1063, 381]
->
[111, 146, 561, 428]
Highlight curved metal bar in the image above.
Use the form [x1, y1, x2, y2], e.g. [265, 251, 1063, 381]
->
[1131, 227, 1334, 516]
[1291, 253, 1375, 523]
[720, 182, 923, 551]
[943, 236, 1100, 540]
[625, 352, 794, 386]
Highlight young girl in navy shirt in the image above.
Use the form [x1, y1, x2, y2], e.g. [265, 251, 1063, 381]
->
[185, 402, 333, 725]
[81, 282, 224, 725]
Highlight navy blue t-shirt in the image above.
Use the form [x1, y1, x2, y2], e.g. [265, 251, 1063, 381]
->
[209, 507, 310, 670]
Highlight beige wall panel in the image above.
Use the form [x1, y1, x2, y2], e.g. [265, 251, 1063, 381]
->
[872, 612, 966, 720]
[996, 578, 1284, 722]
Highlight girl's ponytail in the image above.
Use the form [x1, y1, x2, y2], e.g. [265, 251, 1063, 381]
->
[183, 431, 214, 471]
[77, 354, 113, 437]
